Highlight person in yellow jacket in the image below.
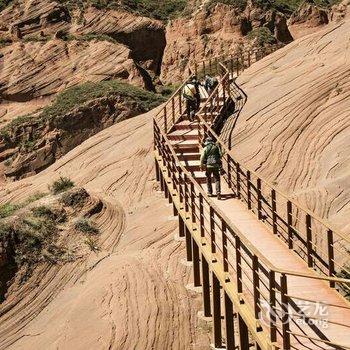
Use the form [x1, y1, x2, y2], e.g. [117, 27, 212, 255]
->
[182, 77, 200, 121]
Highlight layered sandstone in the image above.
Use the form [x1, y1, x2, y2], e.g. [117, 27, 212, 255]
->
[225, 17, 350, 232]
[0, 109, 211, 350]
[0, 0, 166, 103]
[161, 1, 293, 82]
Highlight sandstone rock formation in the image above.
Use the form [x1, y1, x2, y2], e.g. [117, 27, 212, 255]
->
[0, 40, 143, 101]
[0, 0, 166, 101]
[0, 87, 165, 181]
[0, 109, 211, 350]
[161, 1, 293, 82]
[224, 18, 350, 232]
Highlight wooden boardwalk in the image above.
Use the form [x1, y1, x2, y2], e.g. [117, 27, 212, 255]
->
[154, 49, 350, 349]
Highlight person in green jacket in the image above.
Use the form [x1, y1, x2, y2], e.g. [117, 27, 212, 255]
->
[200, 136, 223, 200]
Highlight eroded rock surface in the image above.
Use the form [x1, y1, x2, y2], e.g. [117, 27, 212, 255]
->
[0, 110, 211, 350]
[224, 18, 350, 232]
[0, 0, 166, 102]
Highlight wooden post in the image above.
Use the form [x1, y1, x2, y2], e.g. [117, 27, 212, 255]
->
[238, 314, 249, 350]
[236, 163, 241, 199]
[247, 170, 252, 210]
[210, 207, 216, 254]
[179, 93, 182, 116]
[212, 273, 222, 348]
[257, 178, 262, 220]
[184, 174, 189, 213]
[287, 201, 293, 249]
[253, 255, 260, 320]
[155, 159, 160, 182]
[269, 271, 277, 343]
[164, 106, 167, 133]
[306, 214, 313, 268]
[202, 255, 211, 317]
[199, 193, 205, 238]
[171, 98, 175, 125]
[281, 274, 291, 350]
[236, 235, 243, 293]
[272, 189, 277, 235]
[224, 292, 235, 350]
[179, 215, 185, 238]
[185, 226, 193, 262]
[327, 230, 335, 288]
[191, 182, 196, 223]
[222, 220, 228, 273]
[193, 239, 201, 287]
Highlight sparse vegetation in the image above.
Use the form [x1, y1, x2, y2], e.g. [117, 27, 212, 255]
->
[32, 205, 67, 224]
[75, 218, 99, 235]
[59, 0, 188, 20]
[85, 237, 100, 252]
[0, 37, 12, 47]
[159, 83, 180, 98]
[61, 188, 89, 208]
[0, 203, 20, 218]
[23, 35, 50, 43]
[247, 27, 276, 46]
[0, 80, 166, 143]
[50, 177, 75, 195]
[0, 214, 61, 283]
[0, 192, 47, 219]
[0, 0, 13, 11]
[205, 0, 341, 15]
[205, 0, 247, 11]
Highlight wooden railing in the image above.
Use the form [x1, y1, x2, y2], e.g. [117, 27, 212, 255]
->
[183, 47, 350, 293]
[153, 45, 350, 349]
[154, 120, 350, 350]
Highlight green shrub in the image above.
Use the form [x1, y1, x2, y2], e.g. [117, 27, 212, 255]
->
[61, 188, 89, 207]
[3, 80, 165, 131]
[0, 37, 12, 47]
[58, 0, 187, 20]
[205, 0, 247, 11]
[0, 203, 20, 218]
[247, 27, 276, 46]
[205, 0, 341, 15]
[85, 237, 100, 252]
[32, 205, 67, 223]
[25, 192, 47, 204]
[0, 0, 13, 11]
[0, 193, 47, 219]
[75, 218, 99, 235]
[50, 177, 75, 195]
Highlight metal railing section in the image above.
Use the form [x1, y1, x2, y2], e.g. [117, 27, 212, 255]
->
[153, 45, 350, 349]
[187, 49, 350, 294]
[154, 121, 350, 350]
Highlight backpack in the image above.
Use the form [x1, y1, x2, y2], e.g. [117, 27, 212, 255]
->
[206, 144, 221, 167]
[207, 76, 218, 89]
[182, 84, 196, 101]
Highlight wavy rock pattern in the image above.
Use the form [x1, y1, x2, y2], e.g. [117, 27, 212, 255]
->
[0, 109, 210, 349]
[224, 19, 350, 232]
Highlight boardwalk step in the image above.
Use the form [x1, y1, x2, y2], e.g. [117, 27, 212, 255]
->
[168, 129, 198, 141]
[177, 153, 201, 161]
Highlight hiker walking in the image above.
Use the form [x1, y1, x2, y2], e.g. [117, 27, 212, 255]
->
[204, 74, 219, 96]
[200, 136, 223, 200]
[182, 77, 201, 121]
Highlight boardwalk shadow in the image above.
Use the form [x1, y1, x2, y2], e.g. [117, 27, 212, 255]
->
[219, 193, 235, 201]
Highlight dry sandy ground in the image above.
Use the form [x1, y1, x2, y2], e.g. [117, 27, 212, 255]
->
[0, 109, 210, 350]
[225, 18, 350, 233]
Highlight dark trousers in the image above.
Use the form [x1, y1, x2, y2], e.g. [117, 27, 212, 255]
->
[186, 99, 199, 121]
[206, 167, 221, 195]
